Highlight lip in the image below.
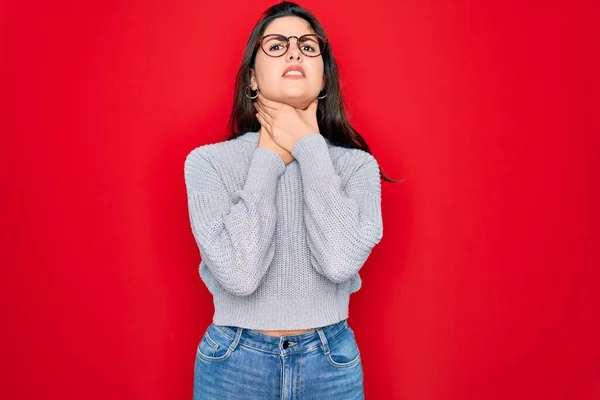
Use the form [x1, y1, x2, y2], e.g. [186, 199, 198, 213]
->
[282, 65, 306, 78]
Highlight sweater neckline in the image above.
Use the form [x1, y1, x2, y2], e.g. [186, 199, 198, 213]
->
[238, 131, 259, 143]
[237, 131, 330, 145]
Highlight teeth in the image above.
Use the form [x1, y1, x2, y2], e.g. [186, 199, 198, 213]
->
[285, 70, 303, 76]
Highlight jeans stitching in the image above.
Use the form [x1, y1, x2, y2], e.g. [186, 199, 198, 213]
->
[215, 326, 330, 355]
[295, 355, 302, 398]
[204, 332, 219, 355]
[214, 323, 348, 356]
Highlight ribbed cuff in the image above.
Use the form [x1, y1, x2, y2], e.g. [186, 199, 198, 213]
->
[243, 147, 286, 198]
[291, 133, 337, 180]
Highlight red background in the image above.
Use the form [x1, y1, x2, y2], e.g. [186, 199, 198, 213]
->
[1, 1, 599, 399]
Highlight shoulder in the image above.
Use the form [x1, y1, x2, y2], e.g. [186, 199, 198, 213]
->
[328, 143, 379, 174]
[184, 132, 258, 172]
[329, 146, 381, 193]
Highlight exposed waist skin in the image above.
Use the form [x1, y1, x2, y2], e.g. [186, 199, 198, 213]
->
[254, 329, 313, 336]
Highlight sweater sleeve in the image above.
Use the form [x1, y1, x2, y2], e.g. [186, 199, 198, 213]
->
[184, 146, 285, 296]
[291, 133, 384, 283]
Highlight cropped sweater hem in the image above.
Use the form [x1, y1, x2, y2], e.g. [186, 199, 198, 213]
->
[184, 131, 383, 330]
[212, 291, 351, 330]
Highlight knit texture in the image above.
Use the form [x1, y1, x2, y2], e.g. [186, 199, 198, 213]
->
[184, 131, 383, 330]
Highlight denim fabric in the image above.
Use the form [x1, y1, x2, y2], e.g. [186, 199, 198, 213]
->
[193, 319, 364, 399]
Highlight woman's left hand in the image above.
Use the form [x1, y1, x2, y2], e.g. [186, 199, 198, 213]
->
[254, 93, 320, 153]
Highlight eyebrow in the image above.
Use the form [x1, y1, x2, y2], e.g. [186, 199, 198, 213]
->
[263, 33, 316, 37]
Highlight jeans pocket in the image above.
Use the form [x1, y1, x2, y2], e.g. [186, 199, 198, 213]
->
[196, 324, 236, 363]
[326, 326, 362, 368]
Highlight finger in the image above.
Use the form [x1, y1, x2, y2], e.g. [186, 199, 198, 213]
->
[255, 113, 271, 133]
[253, 102, 266, 119]
[254, 100, 271, 119]
[255, 103, 272, 124]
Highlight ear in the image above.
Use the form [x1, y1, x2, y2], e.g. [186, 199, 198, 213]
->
[250, 68, 258, 90]
[322, 74, 326, 90]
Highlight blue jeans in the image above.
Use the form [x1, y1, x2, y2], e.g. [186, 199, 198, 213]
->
[193, 319, 364, 399]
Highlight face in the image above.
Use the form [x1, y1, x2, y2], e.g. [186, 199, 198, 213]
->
[250, 16, 325, 110]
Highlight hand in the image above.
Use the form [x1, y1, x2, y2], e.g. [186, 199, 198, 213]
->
[258, 127, 295, 165]
[253, 93, 320, 153]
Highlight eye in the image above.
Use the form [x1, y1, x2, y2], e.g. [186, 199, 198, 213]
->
[262, 35, 288, 54]
[299, 36, 321, 53]
[269, 43, 286, 51]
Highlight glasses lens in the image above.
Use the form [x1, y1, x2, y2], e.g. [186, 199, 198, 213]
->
[261, 35, 288, 57]
[298, 35, 325, 57]
[260, 35, 326, 57]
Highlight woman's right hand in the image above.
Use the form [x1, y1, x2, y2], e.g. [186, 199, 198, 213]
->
[258, 127, 295, 165]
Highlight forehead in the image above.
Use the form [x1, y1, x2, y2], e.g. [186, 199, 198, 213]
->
[263, 16, 315, 36]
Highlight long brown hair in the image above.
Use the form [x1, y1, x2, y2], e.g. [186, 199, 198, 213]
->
[227, 1, 402, 183]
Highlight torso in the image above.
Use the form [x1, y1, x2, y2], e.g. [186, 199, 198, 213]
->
[255, 329, 313, 337]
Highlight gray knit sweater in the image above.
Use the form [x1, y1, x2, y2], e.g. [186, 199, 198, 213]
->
[183, 131, 383, 330]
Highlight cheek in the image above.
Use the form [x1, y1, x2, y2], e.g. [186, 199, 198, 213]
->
[308, 62, 325, 86]
[308, 59, 324, 79]
[254, 56, 280, 87]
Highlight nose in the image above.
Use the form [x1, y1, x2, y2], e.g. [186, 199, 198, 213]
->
[287, 38, 303, 61]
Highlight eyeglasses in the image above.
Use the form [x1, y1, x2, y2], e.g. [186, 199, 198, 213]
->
[255, 34, 328, 58]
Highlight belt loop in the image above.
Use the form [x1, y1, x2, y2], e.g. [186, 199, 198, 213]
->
[229, 327, 243, 351]
[316, 328, 330, 355]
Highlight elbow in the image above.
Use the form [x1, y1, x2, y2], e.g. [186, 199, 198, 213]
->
[202, 256, 265, 297]
[323, 269, 359, 284]
[317, 253, 367, 284]
[374, 224, 383, 244]
[217, 272, 263, 296]
[200, 245, 273, 297]
[226, 280, 261, 296]
[316, 232, 383, 284]
[223, 251, 275, 296]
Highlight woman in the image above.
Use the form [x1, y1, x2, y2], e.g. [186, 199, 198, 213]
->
[184, 1, 399, 398]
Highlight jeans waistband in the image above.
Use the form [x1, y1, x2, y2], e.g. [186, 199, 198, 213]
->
[212, 319, 349, 356]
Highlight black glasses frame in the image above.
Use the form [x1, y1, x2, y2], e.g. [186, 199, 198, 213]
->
[255, 34, 328, 58]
